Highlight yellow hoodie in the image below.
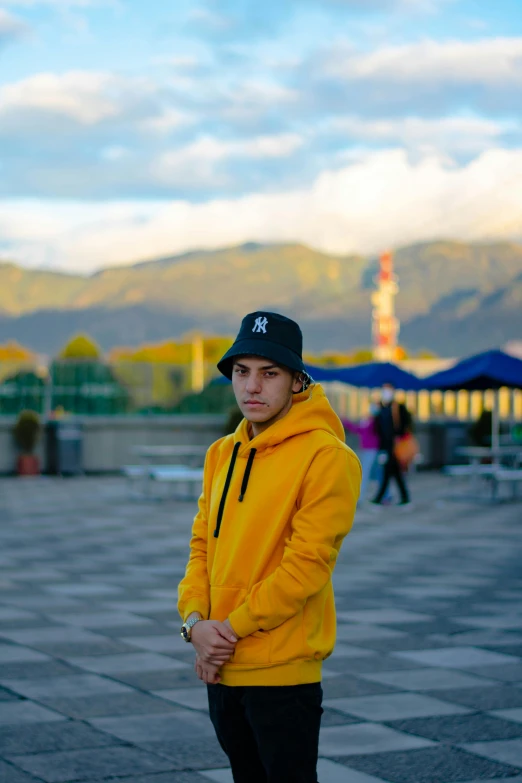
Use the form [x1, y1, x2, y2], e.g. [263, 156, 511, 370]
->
[178, 383, 361, 686]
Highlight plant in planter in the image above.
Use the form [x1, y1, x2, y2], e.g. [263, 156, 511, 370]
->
[13, 410, 42, 476]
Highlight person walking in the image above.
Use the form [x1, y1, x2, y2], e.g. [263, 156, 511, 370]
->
[178, 311, 361, 783]
[371, 383, 414, 506]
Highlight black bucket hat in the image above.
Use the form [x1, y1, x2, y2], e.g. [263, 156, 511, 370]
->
[217, 311, 307, 380]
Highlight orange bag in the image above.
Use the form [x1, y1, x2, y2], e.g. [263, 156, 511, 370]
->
[391, 403, 419, 469]
[394, 433, 419, 470]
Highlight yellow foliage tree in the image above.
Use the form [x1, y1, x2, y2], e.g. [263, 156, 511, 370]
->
[0, 340, 34, 361]
[351, 348, 374, 364]
[110, 336, 233, 366]
[415, 349, 438, 359]
[109, 335, 234, 408]
[59, 334, 101, 360]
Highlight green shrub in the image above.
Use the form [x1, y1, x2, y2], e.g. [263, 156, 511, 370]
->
[13, 410, 41, 454]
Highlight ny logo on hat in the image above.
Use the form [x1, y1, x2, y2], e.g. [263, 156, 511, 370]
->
[252, 316, 268, 334]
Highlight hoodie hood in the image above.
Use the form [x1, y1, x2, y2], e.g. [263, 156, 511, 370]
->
[232, 383, 345, 455]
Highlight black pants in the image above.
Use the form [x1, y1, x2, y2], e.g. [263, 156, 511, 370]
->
[207, 682, 323, 783]
[374, 451, 410, 503]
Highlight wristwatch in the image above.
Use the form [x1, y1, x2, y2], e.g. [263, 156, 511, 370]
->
[180, 615, 201, 643]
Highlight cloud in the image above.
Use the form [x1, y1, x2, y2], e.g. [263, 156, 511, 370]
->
[2, 147, 521, 272]
[163, 133, 304, 162]
[184, 1, 290, 42]
[216, 79, 300, 127]
[185, 0, 449, 45]
[151, 133, 305, 188]
[0, 71, 155, 124]
[0, 68, 306, 198]
[151, 55, 201, 71]
[328, 115, 518, 157]
[323, 37, 522, 85]
[310, 37, 522, 115]
[0, 9, 28, 45]
[0, 55, 519, 201]
[0, 69, 197, 141]
[187, 6, 234, 34]
[139, 108, 196, 135]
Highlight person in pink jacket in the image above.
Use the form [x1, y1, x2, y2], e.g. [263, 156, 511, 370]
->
[342, 405, 389, 503]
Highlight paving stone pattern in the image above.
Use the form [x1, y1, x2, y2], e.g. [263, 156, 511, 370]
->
[0, 473, 521, 782]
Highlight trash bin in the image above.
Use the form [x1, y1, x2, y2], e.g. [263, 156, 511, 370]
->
[444, 421, 470, 465]
[426, 421, 469, 468]
[46, 420, 83, 475]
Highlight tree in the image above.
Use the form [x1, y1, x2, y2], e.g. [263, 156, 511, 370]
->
[0, 340, 34, 361]
[352, 348, 374, 364]
[416, 349, 439, 359]
[395, 346, 409, 361]
[59, 334, 101, 360]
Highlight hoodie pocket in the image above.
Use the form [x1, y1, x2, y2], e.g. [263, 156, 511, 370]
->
[209, 585, 270, 665]
[268, 611, 306, 663]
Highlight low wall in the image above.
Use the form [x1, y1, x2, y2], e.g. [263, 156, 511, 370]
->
[0, 415, 470, 475]
[0, 415, 226, 474]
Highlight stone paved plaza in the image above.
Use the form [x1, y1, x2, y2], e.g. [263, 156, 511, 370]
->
[0, 473, 522, 783]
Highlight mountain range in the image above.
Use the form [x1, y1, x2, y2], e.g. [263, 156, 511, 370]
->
[1, 240, 522, 357]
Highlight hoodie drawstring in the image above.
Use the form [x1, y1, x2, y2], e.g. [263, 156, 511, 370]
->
[239, 448, 256, 502]
[213, 442, 240, 538]
[213, 444, 257, 538]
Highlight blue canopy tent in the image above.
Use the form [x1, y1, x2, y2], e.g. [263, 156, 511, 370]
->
[306, 361, 423, 391]
[424, 349, 522, 448]
[303, 364, 337, 383]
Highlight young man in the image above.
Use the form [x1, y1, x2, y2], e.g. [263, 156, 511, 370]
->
[178, 311, 361, 783]
[371, 383, 413, 506]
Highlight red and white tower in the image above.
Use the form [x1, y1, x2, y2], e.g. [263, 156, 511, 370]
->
[371, 251, 400, 362]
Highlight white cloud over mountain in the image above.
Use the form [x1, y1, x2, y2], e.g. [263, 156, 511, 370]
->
[2, 147, 521, 272]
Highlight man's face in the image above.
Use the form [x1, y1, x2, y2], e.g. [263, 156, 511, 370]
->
[381, 384, 395, 404]
[231, 356, 303, 435]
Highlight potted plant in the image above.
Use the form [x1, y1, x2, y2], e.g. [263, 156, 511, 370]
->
[13, 410, 42, 476]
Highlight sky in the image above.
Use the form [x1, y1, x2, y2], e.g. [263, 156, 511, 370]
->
[1, 0, 522, 272]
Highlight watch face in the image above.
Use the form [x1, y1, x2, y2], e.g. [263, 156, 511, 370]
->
[181, 625, 188, 640]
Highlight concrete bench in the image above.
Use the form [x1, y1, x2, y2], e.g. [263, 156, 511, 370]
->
[122, 465, 148, 479]
[150, 466, 203, 482]
[122, 464, 202, 499]
[490, 468, 522, 501]
[121, 465, 149, 496]
[443, 465, 498, 478]
[443, 464, 505, 501]
[150, 466, 204, 501]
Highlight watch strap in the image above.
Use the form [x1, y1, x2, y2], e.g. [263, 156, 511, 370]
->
[181, 615, 201, 642]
